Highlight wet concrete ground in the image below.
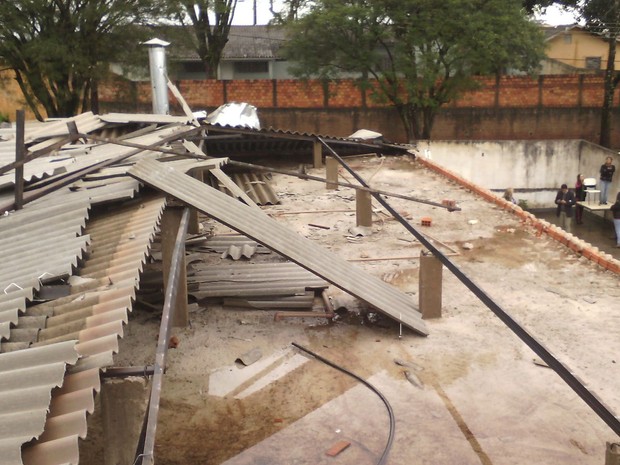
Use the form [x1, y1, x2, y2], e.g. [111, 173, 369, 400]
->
[533, 209, 620, 260]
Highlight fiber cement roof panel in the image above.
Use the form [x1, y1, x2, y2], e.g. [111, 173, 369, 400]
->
[0, 340, 79, 465]
[129, 158, 428, 335]
[0, 196, 90, 301]
[25, 112, 106, 145]
[18, 196, 165, 463]
[208, 170, 279, 206]
[99, 113, 196, 125]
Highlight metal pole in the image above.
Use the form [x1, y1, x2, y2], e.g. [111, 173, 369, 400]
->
[143, 38, 170, 115]
[317, 136, 620, 437]
[14, 110, 25, 210]
[139, 207, 190, 465]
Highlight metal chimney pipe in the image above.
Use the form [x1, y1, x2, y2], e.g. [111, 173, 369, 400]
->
[143, 38, 170, 115]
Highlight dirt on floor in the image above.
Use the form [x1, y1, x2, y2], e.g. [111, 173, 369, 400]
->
[81, 153, 620, 465]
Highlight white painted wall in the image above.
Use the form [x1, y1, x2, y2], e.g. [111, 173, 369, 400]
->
[417, 140, 620, 208]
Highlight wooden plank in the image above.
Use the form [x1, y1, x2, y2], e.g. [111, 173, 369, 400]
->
[325, 440, 351, 457]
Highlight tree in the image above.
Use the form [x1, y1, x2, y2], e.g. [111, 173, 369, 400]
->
[0, 1, 157, 120]
[270, 0, 308, 22]
[163, 0, 238, 78]
[281, 0, 546, 141]
[579, 0, 620, 148]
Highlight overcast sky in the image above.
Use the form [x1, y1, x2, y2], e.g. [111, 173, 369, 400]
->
[232, 1, 580, 26]
[535, 4, 580, 25]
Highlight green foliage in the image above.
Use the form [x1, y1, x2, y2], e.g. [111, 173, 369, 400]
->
[518, 199, 529, 211]
[282, 0, 546, 141]
[578, 0, 620, 147]
[161, 0, 238, 78]
[0, 1, 159, 119]
[0, 112, 9, 124]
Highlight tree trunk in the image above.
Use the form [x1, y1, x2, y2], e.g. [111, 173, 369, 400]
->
[600, 34, 617, 148]
[397, 104, 421, 143]
[421, 106, 436, 140]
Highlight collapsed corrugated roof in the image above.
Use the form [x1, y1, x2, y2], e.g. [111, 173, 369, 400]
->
[128, 158, 428, 335]
[0, 340, 79, 465]
[0, 109, 422, 464]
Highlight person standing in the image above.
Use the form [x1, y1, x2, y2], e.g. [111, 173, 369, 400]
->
[555, 183, 576, 234]
[599, 156, 615, 205]
[611, 192, 620, 248]
[575, 173, 586, 224]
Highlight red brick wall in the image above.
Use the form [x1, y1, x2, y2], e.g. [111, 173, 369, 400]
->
[95, 75, 620, 145]
[105, 75, 615, 110]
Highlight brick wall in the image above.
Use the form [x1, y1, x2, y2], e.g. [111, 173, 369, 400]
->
[2, 71, 618, 145]
[120, 75, 614, 111]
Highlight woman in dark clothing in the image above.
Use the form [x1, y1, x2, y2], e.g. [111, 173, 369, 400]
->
[575, 173, 586, 224]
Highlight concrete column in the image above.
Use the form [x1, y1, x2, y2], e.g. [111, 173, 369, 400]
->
[313, 140, 323, 168]
[101, 378, 150, 465]
[187, 170, 204, 235]
[419, 250, 442, 319]
[356, 189, 372, 227]
[326, 157, 338, 190]
[161, 206, 188, 327]
[606, 442, 620, 465]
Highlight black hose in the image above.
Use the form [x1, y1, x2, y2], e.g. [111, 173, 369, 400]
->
[292, 342, 395, 465]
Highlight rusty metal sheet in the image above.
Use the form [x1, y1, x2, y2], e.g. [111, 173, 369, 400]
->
[129, 158, 428, 335]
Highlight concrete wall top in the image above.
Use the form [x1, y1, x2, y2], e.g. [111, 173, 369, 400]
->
[417, 139, 620, 208]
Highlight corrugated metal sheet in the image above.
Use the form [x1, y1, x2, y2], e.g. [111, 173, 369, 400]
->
[129, 158, 428, 335]
[0, 340, 79, 465]
[188, 262, 328, 299]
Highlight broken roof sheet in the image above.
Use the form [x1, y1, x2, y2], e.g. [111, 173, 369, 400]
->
[188, 262, 329, 299]
[202, 124, 412, 159]
[0, 195, 91, 299]
[0, 109, 429, 463]
[0, 340, 79, 465]
[129, 158, 428, 336]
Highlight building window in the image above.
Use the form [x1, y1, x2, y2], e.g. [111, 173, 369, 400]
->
[182, 62, 205, 74]
[233, 61, 269, 74]
[563, 33, 572, 44]
[585, 56, 601, 70]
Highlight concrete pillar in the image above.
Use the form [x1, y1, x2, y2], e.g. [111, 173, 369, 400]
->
[356, 189, 372, 227]
[606, 442, 620, 465]
[161, 206, 189, 327]
[187, 170, 204, 235]
[326, 157, 338, 190]
[101, 377, 150, 465]
[313, 140, 323, 168]
[419, 250, 442, 319]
